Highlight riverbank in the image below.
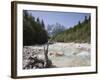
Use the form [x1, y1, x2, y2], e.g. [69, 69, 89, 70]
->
[23, 42, 91, 69]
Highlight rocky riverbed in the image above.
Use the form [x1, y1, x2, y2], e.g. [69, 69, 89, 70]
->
[23, 42, 91, 69]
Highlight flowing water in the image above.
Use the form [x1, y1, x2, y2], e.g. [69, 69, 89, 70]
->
[48, 43, 91, 67]
[23, 42, 91, 68]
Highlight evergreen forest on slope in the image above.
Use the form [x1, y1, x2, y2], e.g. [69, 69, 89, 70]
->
[51, 16, 91, 43]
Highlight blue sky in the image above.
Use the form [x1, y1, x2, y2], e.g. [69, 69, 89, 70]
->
[27, 10, 90, 29]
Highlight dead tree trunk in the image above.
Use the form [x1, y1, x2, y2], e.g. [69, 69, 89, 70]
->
[44, 41, 52, 68]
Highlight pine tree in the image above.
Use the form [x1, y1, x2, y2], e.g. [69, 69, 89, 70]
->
[37, 17, 40, 23]
[84, 16, 88, 23]
[41, 19, 45, 29]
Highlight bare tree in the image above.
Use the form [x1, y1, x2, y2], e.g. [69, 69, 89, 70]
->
[44, 41, 52, 68]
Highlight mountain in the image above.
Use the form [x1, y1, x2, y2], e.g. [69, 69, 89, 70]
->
[51, 16, 91, 43]
[47, 23, 65, 37]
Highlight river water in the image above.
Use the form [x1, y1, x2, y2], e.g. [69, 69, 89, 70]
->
[23, 42, 91, 68]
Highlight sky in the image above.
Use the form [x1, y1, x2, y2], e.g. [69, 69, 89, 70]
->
[27, 10, 90, 29]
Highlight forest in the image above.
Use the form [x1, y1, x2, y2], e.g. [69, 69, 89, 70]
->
[51, 16, 91, 43]
[23, 10, 91, 46]
[23, 10, 48, 45]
